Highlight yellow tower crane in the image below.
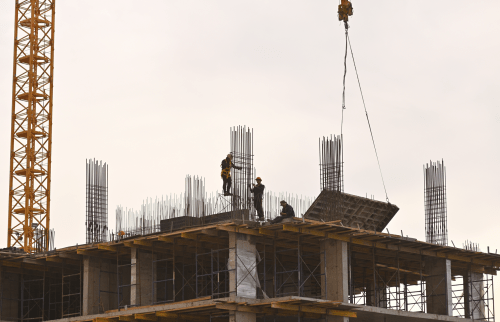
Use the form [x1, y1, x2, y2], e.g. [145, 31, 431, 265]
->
[7, 0, 55, 253]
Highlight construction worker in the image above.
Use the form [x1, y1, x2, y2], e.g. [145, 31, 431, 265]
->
[249, 177, 265, 220]
[270, 200, 295, 224]
[221, 154, 242, 196]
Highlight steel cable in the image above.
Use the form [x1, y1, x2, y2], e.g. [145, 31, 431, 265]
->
[346, 33, 390, 203]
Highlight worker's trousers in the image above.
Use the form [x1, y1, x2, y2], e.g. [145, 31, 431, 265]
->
[222, 176, 232, 193]
[270, 214, 293, 224]
[254, 197, 263, 219]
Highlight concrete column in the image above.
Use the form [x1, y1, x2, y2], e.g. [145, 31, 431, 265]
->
[83, 256, 100, 315]
[425, 258, 452, 316]
[83, 257, 117, 314]
[131, 248, 154, 306]
[0, 269, 19, 321]
[229, 232, 257, 299]
[464, 271, 485, 319]
[229, 311, 256, 322]
[321, 239, 349, 322]
[131, 248, 139, 306]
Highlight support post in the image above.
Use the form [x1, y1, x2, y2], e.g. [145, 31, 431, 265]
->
[130, 248, 154, 306]
[321, 239, 348, 322]
[83, 256, 99, 315]
[425, 257, 452, 316]
[229, 232, 258, 300]
[464, 271, 485, 319]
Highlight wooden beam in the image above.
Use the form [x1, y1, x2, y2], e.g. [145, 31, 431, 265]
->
[58, 252, 82, 260]
[216, 225, 260, 236]
[94, 318, 112, 322]
[157, 236, 175, 244]
[181, 232, 222, 245]
[118, 315, 135, 321]
[77, 249, 117, 260]
[270, 302, 356, 318]
[156, 312, 209, 322]
[134, 314, 157, 321]
[134, 239, 153, 247]
[98, 244, 120, 252]
[259, 228, 276, 237]
[215, 303, 262, 313]
[200, 229, 219, 237]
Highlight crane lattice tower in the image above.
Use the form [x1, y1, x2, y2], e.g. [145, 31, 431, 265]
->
[7, 0, 55, 253]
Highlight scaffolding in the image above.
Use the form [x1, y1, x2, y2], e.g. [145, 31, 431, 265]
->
[424, 160, 448, 246]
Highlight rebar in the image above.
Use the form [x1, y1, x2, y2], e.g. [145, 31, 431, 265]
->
[424, 160, 448, 246]
[114, 177, 313, 238]
[319, 135, 344, 192]
[318, 135, 344, 221]
[86, 159, 109, 244]
[230, 126, 254, 214]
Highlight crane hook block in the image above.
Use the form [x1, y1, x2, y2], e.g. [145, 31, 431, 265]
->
[338, 0, 353, 23]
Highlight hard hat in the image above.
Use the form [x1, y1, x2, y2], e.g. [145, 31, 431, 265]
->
[256, 177, 262, 181]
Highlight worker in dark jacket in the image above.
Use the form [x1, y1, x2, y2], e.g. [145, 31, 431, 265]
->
[249, 177, 265, 220]
[221, 154, 241, 196]
[270, 200, 295, 224]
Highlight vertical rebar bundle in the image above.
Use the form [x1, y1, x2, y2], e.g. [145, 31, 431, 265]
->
[116, 175, 209, 237]
[230, 126, 254, 214]
[86, 159, 108, 244]
[463, 240, 480, 252]
[318, 135, 344, 221]
[424, 159, 448, 246]
[319, 135, 344, 192]
[185, 175, 206, 217]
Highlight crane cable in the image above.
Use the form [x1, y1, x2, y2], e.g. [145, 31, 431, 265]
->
[341, 23, 390, 203]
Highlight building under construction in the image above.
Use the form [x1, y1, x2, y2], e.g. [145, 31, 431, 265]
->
[3, 1, 498, 322]
[0, 132, 497, 322]
[0, 196, 497, 322]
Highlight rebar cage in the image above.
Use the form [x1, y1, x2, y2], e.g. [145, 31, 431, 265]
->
[86, 159, 109, 244]
[424, 160, 448, 246]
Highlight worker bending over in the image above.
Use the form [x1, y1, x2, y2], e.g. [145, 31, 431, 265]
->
[249, 177, 265, 220]
[270, 200, 295, 224]
[221, 154, 242, 196]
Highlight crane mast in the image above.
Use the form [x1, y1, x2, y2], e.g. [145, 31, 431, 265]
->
[7, 0, 55, 253]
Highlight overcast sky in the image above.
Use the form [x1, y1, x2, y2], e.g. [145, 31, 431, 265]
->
[1, 0, 499, 267]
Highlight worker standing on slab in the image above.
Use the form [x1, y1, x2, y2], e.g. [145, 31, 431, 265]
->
[270, 200, 295, 224]
[249, 177, 265, 221]
[221, 154, 242, 196]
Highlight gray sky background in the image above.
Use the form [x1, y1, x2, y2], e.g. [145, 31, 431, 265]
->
[0, 0, 499, 275]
